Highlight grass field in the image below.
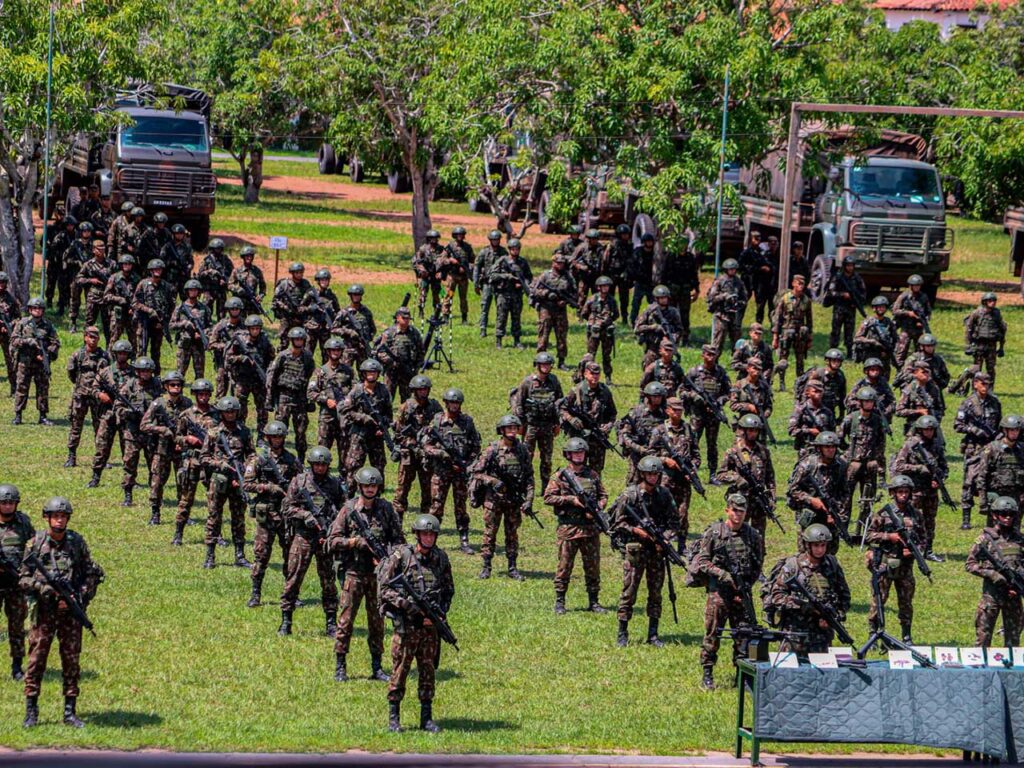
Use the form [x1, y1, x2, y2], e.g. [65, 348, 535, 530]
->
[0, 163, 1021, 754]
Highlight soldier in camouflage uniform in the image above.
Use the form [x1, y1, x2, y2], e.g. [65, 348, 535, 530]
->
[680, 345, 731, 478]
[228, 245, 267, 318]
[788, 380, 835, 459]
[966, 496, 1024, 647]
[391, 375, 441, 522]
[844, 357, 896, 422]
[819, 349, 848, 423]
[197, 238, 233, 319]
[787, 432, 850, 551]
[307, 337, 354, 474]
[661, 247, 700, 345]
[170, 280, 212, 379]
[640, 338, 684, 395]
[267, 327, 316, 463]
[0, 271, 22, 393]
[581, 276, 618, 381]
[839, 387, 889, 538]
[328, 466, 404, 682]
[895, 359, 944, 436]
[209, 297, 244, 399]
[716, 414, 776, 542]
[553, 225, 583, 260]
[825, 260, 867, 358]
[340, 359, 393, 492]
[892, 274, 932, 368]
[102, 255, 138, 348]
[378, 513, 454, 733]
[634, 285, 682, 370]
[854, 295, 897, 379]
[894, 333, 950, 404]
[243, 420, 302, 608]
[74, 240, 112, 340]
[0, 484, 32, 682]
[309, 269, 341, 361]
[490, 238, 532, 349]
[412, 230, 444, 317]
[64, 223, 92, 331]
[373, 306, 424, 403]
[88, 196, 114, 245]
[332, 284, 375, 367]
[86, 340, 134, 488]
[136, 213, 171, 280]
[609, 456, 678, 648]
[532, 253, 576, 366]
[172, 378, 218, 544]
[474, 230, 506, 338]
[140, 371, 192, 526]
[226, 314, 273, 431]
[199, 396, 255, 569]
[890, 415, 947, 561]
[629, 232, 657, 324]
[954, 372, 1001, 530]
[111, 206, 146, 270]
[421, 387, 480, 554]
[44, 214, 75, 312]
[731, 323, 773, 378]
[559, 360, 617, 473]
[512, 352, 563, 492]
[650, 396, 701, 548]
[604, 224, 634, 323]
[11, 297, 60, 425]
[544, 439, 608, 614]
[64, 327, 109, 468]
[279, 446, 346, 637]
[960, 293, 1008, 387]
[160, 224, 193, 300]
[690, 493, 763, 691]
[768, 524, 850, 655]
[729, 358, 773, 445]
[865, 475, 924, 642]
[705, 259, 748, 357]
[270, 261, 312, 348]
[20, 497, 104, 729]
[771, 275, 813, 388]
[442, 227, 473, 323]
[132, 259, 175, 374]
[619, 382, 668, 485]
[570, 228, 605, 310]
[976, 415, 1024, 523]
[105, 201, 134, 270]
[470, 414, 534, 580]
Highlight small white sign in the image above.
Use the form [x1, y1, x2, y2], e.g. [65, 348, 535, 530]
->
[962, 647, 986, 667]
[987, 647, 1012, 668]
[808, 653, 839, 669]
[935, 647, 960, 666]
[1012, 647, 1024, 667]
[770, 651, 800, 668]
[889, 650, 915, 669]
[911, 646, 934, 664]
[830, 646, 855, 660]
[269, 236, 288, 250]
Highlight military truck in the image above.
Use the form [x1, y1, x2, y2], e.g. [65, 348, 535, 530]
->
[51, 84, 216, 248]
[736, 127, 953, 303]
[1004, 207, 1024, 296]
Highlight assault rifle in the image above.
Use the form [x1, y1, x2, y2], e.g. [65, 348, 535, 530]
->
[23, 552, 96, 637]
[98, 377, 141, 420]
[882, 505, 932, 583]
[349, 507, 391, 564]
[654, 435, 705, 498]
[681, 374, 729, 426]
[540, 280, 578, 310]
[218, 431, 251, 510]
[734, 462, 785, 534]
[296, 483, 340, 544]
[234, 282, 270, 318]
[560, 468, 611, 535]
[31, 333, 52, 377]
[975, 544, 1024, 597]
[621, 499, 684, 622]
[786, 572, 855, 646]
[484, 451, 543, 529]
[356, 389, 400, 462]
[805, 467, 853, 546]
[178, 303, 209, 350]
[962, 412, 999, 444]
[386, 571, 459, 651]
[649, 307, 679, 346]
[559, 399, 624, 459]
[911, 443, 956, 510]
[0, 549, 20, 588]
[426, 426, 469, 473]
[826, 269, 867, 318]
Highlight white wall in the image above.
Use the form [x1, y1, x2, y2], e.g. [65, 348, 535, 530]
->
[882, 9, 990, 37]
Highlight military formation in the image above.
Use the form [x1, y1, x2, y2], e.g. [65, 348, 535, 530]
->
[0, 215, 1019, 732]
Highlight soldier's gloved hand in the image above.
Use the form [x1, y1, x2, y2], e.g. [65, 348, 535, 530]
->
[991, 572, 1008, 586]
[39, 584, 58, 601]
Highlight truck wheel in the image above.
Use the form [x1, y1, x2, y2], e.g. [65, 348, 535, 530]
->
[349, 155, 364, 183]
[387, 169, 411, 194]
[189, 219, 211, 251]
[632, 214, 657, 248]
[318, 144, 337, 175]
[809, 255, 832, 303]
[468, 196, 491, 214]
[538, 191, 559, 234]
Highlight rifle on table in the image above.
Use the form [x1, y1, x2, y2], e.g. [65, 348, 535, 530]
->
[911, 444, 956, 510]
[735, 462, 785, 534]
[805, 467, 853, 546]
[386, 571, 459, 650]
[485, 451, 543, 529]
[349, 507, 391, 564]
[234, 282, 270, 318]
[426, 426, 470, 473]
[976, 544, 1024, 597]
[218, 431, 252, 510]
[682, 374, 729, 426]
[356, 389, 400, 462]
[23, 552, 96, 637]
[560, 399, 624, 459]
[560, 468, 611, 535]
[717, 626, 808, 644]
[882, 505, 932, 583]
[786, 572, 855, 646]
[178, 303, 209, 350]
[621, 499, 686, 622]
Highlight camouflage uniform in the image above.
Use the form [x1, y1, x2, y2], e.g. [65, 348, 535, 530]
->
[661, 250, 700, 344]
[140, 392, 193, 517]
[102, 269, 138, 347]
[825, 268, 866, 357]
[512, 372, 563, 491]
[580, 291, 618, 378]
[197, 250, 233, 318]
[65, 344, 110, 460]
[474, 243, 507, 335]
[954, 392, 1001, 526]
[768, 552, 850, 654]
[200, 421, 255, 550]
[305, 286, 341, 360]
[892, 288, 931, 368]
[890, 432, 947, 555]
[553, 235, 582, 260]
[209, 316, 243, 399]
[544, 466, 607, 602]
[865, 500, 924, 635]
[10, 314, 59, 420]
[373, 324, 424, 404]
[839, 408, 888, 531]
[844, 376, 896, 421]
[64, 237, 89, 327]
[0, 283, 22, 390]
[716, 439, 776, 543]
[421, 411, 480, 533]
[771, 289, 814, 379]
[820, 367, 848, 424]
[228, 264, 267, 318]
[731, 336, 774, 378]
[243, 445, 302, 590]
[680, 361, 731, 475]
[895, 350, 950, 404]
[225, 329, 273, 430]
[170, 299, 212, 379]
[618, 401, 667, 485]
[609, 483, 678, 622]
[650, 417, 700, 542]
[787, 399, 836, 459]
[603, 236, 633, 322]
[160, 237, 194, 299]
[267, 347, 316, 461]
[331, 303, 375, 367]
[559, 379, 617, 473]
[44, 222, 74, 310]
[490, 253, 533, 345]
[854, 314, 898, 379]
[412, 242, 444, 315]
[392, 396, 443, 521]
[895, 378, 944, 436]
[470, 438, 534, 566]
[0, 511, 33, 668]
[307, 361, 355, 471]
[442, 238, 474, 321]
[174, 402, 219, 527]
[136, 225, 172, 278]
[976, 437, 1024, 521]
[786, 454, 851, 551]
[89, 362, 133, 477]
[533, 268, 576, 363]
[705, 272, 748, 356]
[634, 302, 682, 369]
[570, 240, 604, 308]
[640, 357, 685, 396]
[964, 304, 1007, 385]
[340, 381, 393, 491]
[105, 212, 132, 266]
[131, 276, 175, 373]
[270, 275, 313, 348]
[729, 374, 774, 445]
[966, 526, 1024, 646]
[74, 256, 112, 338]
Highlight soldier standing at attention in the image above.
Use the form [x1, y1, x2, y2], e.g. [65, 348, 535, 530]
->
[975, 415, 1024, 524]
[581, 276, 618, 383]
[120, 362, 163, 510]
[209, 297, 244, 400]
[490, 238, 532, 350]
[650, 396, 702, 550]
[729, 358, 773, 445]
[787, 432, 850, 551]
[661, 247, 700, 346]
[731, 323, 774, 379]
[640, 339, 685, 395]
[634, 285, 682, 369]
[854, 296, 897, 379]
[64, 327, 109, 468]
[332, 284, 376, 367]
[103, 255, 139, 348]
[0, 484, 33, 682]
[716, 414, 776, 543]
[954, 372, 1001, 530]
[0, 271, 22, 393]
[963, 293, 1007, 386]
[373, 306, 424, 404]
[160, 224, 193, 300]
[270, 262, 312, 348]
[532, 253, 576, 368]
[966, 497, 1024, 648]
[74, 239, 112, 340]
[87, 340, 134, 489]
[619, 382, 668, 484]
[306, 337, 354, 474]
[64, 221, 92, 331]
[895, 360, 944, 436]
[544, 439, 608, 615]
[226, 314, 273, 431]
[825, 260, 866, 358]
[512, 352, 563, 492]
[681, 345, 731, 481]
[131, 259, 175, 375]
[892, 274, 932, 368]
[11, 297, 60, 426]
[267, 327, 316, 463]
[844, 358, 896, 423]
[170, 280, 212, 379]
[788, 380, 835, 459]
[890, 415, 948, 563]
[412, 230, 445, 317]
[474, 230, 506, 338]
[443, 226, 474, 324]
[839, 387, 889, 538]
[20, 497, 104, 729]
[771, 274, 813, 387]
[559, 361, 617, 473]
[570, 228, 605, 311]
[140, 370, 192, 526]
[705, 258, 748, 357]
[340, 359, 393, 492]
[228, 245, 267, 318]
[392, 375, 442, 523]
[604, 224, 633, 323]
[172, 378, 218, 544]
[198, 238, 233, 319]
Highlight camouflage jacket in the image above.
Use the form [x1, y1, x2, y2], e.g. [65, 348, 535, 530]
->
[854, 316, 897, 358]
[439, 240, 473, 280]
[66, 346, 110, 395]
[412, 243, 444, 280]
[706, 274, 748, 319]
[839, 408, 888, 463]
[377, 543, 454, 634]
[243, 446, 302, 525]
[553, 236, 582, 258]
[340, 382, 393, 437]
[954, 393, 1002, 451]
[634, 303, 681, 349]
[209, 318, 243, 365]
[681, 363, 731, 422]
[373, 325, 424, 372]
[136, 225, 172, 267]
[890, 433, 948, 490]
[513, 373, 563, 427]
[328, 497, 405, 575]
[0, 512, 34, 590]
[639, 358, 685, 395]
[0, 288, 21, 333]
[580, 292, 618, 336]
[559, 381, 617, 439]
[786, 455, 850, 528]
[20, 530, 104, 608]
[769, 553, 850, 625]
[419, 411, 480, 473]
[170, 300, 212, 346]
[729, 375, 773, 422]
[569, 242, 604, 283]
[176, 403, 219, 468]
[270, 277, 313, 321]
[489, 255, 533, 296]
[469, 439, 535, 508]
[977, 439, 1024, 500]
[895, 351, 950, 392]
[865, 501, 925, 569]
[225, 331, 273, 383]
[844, 375, 896, 420]
[75, 257, 112, 303]
[394, 396, 444, 453]
[11, 316, 59, 363]
[141, 394, 193, 456]
[825, 270, 866, 311]
[473, 245, 507, 285]
[649, 419, 700, 488]
[618, 403, 667, 460]
[160, 240, 194, 287]
[543, 465, 607, 532]
[228, 265, 267, 305]
[731, 338, 774, 375]
[892, 289, 931, 333]
[102, 271, 139, 320]
[609, 483, 678, 549]
[284, 470, 346, 536]
[787, 400, 836, 456]
[603, 239, 632, 281]
[332, 303, 376, 344]
[532, 268, 576, 309]
[267, 348, 316, 399]
[965, 306, 1006, 346]
[772, 290, 813, 337]
[715, 439, 776, 513]
[131, 278, 175, 326]
[691, 520, 763, 594]
[895, 379, 944, 429]
[967, 526, 1024, 600]
[199, 421, 255, 480]
[198, 252, 233, 295]
[306, 362, 354, 427]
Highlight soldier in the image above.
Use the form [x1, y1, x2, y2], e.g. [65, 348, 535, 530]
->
[650, 396, 701, 549]
[750, 241, 777, 325]
[136, 212, 172, 276]
[865, 475, 924, 643]
[412, 230, 444, 317]
[391, 375, 442, 522]
[955, 373, 1002, 530]
[681, 345, 731, 479]
[570, 228, 605, 309]
[553, 224, 583, 259]
[328, 466, 404, 681]
[267, 328, 316, 463]
[532, 252, 576, 367]
[421, 388, 481, 554]
[441, 227, 473, 323]
[160, 223, 194, 300]
[895, 360, 944, 436]
[788, 241, 811, 284]
[731, 323, 774, 379]
[64, 327, 109, 469]
[639, 339, 684, 395]
[966, 496, 1024, 648]
[767, 525, 850, 655]
[844, 357, 896, 422]
[131, 259, 175, 374]
[105, 201, 135, 267]
[199, 396, 255, 569]
[116, 357, 161, 507]
[771, 274, 813, 387]
[706, 258, 748, 356]
[661, 247, 700, 345]
[74, 239, 112, 340]
[209, 297, 244, 399]
[0, 272, 20, 395]
[892, 274, 932, 367]
[544, 438, 608, 614]
[72, 185, 101, 223]
[839, 387, 889, 537]
[115, 207, 147, 270]
[634, 285, 682, 369]
[788, 380, 835, 459]
[43, 206, 68, 304]
[140, 370, 192, 526]
[603, 224, 634, 323]
[228, 245, 267, 318]
[332, 283, 375, 367]
[20, 497, 104, 729]
[819, 348, 848, 424]
[309, 269, 341, 360]
[691, 493, 763, 691]
[64, 222, 92, 331]
[559, 360, 617, 473]
[490, 238, 532, 350]
[716, 414, 776, 542]
[279, 445, 345, 636]
[87, 340, 134, 488]
[226, 314, 273, 431]
[340, 359, 393, 491]
[243, 420, 302, 607]
[894, 333, 950, 402]
[307, 337, 354, 473]
[103, 255, 139, 348]
[271, 262, 313, 348]
[377, 513, 454, 733]
[609, 456, 678, 648]
[88, 195, 114, 244]
[172, 378, 218, 544]
[474, 230, 505, 338]
[729, 358, 773, 445]
[11, 297, 60, 426]
[0, 484, 32, 682]
[170, 280, 212, 379]
[890, 415, 947, 562]
[198, 238, 233, 318]
[854, 295, 897, 378]
[470, 414, 534, 581]
[512, 352, 563, 492]
[962, 293, 1007, 386]
[787, 432, 850, 550]
[825, 260, 867, 358]
[629, 232, 657, 325]
[373, 306, 424, 403]
[580, 275, 618, 382]
[976, 415, 1024, 523]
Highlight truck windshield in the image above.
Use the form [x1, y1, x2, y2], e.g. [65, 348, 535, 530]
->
[849, 165, 941, 204]
[121, 116, 209, 153]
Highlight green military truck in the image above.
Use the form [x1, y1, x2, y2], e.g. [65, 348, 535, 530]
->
[1004, 207, 1024, 297]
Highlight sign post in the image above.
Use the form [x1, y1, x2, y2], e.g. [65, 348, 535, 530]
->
[269, 236, 288, 286]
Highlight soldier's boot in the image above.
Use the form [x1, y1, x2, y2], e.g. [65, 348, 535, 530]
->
[925, 550, 944, 563]
[63, 451, 76, 468]
[461, 313, 468, 324]
[588, 591, 606, 614]
[171, 521, 185, 546]
[554, 591, 567, 615]
[458, 529, 473, 555]
[420, 702, 440, 733]
[370, 654, 390, 682]
[388, 701, 402, 733]
[647, 618, 665, 648]
[479, 327, 486, 339]
[507, 556, 525, 582]
[233, 544, 251, 568]
[901, 624, 913, 644]
[63, 696, 84, 728]
[701, 666, 716, 691]
[121, 488, 133, 507]
[247, 574, 263, 608]
[616, 619, 629, 648]
[495, 337, 503, 349]
[11, 658, 23, 682]
[514, 337, 524, 351]
[86, 471, 101, 488]
[148, 503, 161, 526]
[558, 358, 572, 371]
[325, 611, 337, 638]
[38, 415, 54, 427]
[278, 609, 293, 636]
[961, 509, 973, 531]
[478, 556, 492, 579]
[202, 543, 216, 569]
[11, 411, 21, 425]
[23, 695, 38, 728]
[334, 654, 348, 682]
[676, 534, 687, 557]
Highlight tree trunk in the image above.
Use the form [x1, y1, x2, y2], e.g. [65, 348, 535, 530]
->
[0, 146, 38, 303]
[408, 152, 436, 250]
[244, 146, 264, 204]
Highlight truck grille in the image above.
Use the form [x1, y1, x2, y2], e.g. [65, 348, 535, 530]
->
[850, 223, 952, 254]
[119, 168, 216, 197]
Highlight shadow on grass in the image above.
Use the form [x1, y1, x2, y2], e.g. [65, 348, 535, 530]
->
[87, 709, 163, 728]
[439, 717, 518, 732]
[43, 669, 95, 682]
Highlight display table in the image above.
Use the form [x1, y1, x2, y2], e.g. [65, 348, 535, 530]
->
[735, 658, 1024, 764]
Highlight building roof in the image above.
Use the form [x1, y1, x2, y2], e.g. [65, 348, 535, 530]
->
[874, 0, 1013, 11]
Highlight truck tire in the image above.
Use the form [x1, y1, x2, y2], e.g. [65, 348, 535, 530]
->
[808, 255, 832, 303]
[349, 155, 364, 183]
[632, 213, 657, 248]
[189, 219, 211, 251]
[538, 191, 559, 234]
[387, 169, 411, 194]
[318, 144, 337, 175]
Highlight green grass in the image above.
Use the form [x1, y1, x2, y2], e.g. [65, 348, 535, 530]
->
[0, 193, 1020, 754]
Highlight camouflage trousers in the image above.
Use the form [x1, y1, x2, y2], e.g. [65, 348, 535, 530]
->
[90, 410, 121, 472]
[57, 266, 76, 315]
[344, 436, 386, 497]
[614, 279, 631, 326]
[972, 343, 999, 386]
[777, 331, 810, 380]
[175, 339, 205, 380]
[133, 322, 165, 374]
[961, 443, 985, 515]
[585, 442, 607, 474]
[122, 429, 154, 491]
[24, 604, 83, 697]
[429, 471, 468, 531]
[280, 533, 338, 614]
[617, 544, 665, 621]
[478, 284, 494, 332]
[709, 313, 741, 357]
[894, 329, 922, 369]
[215, 359, 230, 398]
[691, 417, 722, 475]
[700, 590, 748, 667]
[524, 424, 555, 491]
[586, 331, 614, 379]
[0, 587, 27, 661]
[976, 593, 1023, 646]
[13, 358, 50, 416]
[0, 333, 14, 392]
[664, 478, 692, 543]
[417, 280, 442, 317]
[830, 307, 856, 358]
[108, 311, 130, 350]
[175, 462, 204, 525]
[670, 288, 692, 344]
[252, 519, 290, 582]
[388, 625, 439, 704]
[481, 500, 522, 561]
[536, 307, 568, 362]
[234, 377, 268, 434]
[67, 392, 101, 453]
[149, 451, 180, 508]
[275, 394, 309, 462]
[204, 475, 247, 546]
[334, 572, 384, 657]
[450, 276, 470, 320]
[69, 281, 84, 324]
[867, 564, 915, 632]
[553, 528, 600, 595]
[316, 417, 348, 474]
[84, 299, 108, 340]
[494, 292, 523, 341]
[394, 452, 432, 522]
[45, 262, 61, 307]
[384, 367, 415, 405]
[846, 459, 880, 531]
[911, 488, 939, 554]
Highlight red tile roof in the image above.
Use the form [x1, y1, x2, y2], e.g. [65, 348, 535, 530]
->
[874, 0, 1013, 10]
